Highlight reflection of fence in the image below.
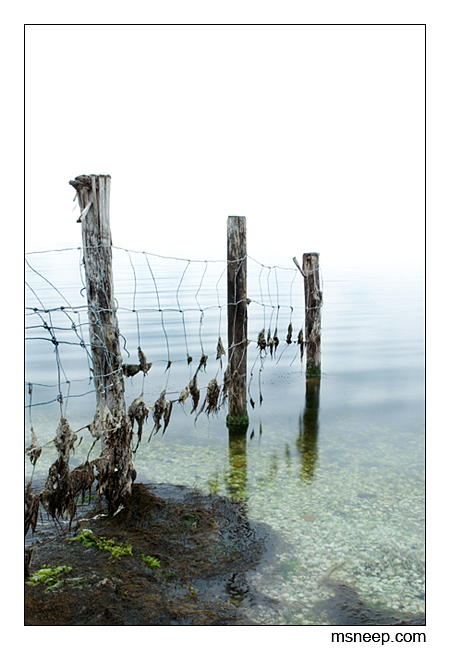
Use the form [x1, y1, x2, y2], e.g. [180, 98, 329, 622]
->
[25, 174, 322, 526]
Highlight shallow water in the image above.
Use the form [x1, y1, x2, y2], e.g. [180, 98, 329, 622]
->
[25, 249, 424, 625]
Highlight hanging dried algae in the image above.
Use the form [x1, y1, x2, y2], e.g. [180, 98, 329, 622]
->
[123, 347, 152, 377]
[25, 482, 40, 535]
[273, 328, 279, 352]
[197, 354, 208, 374]
[138, 347, 152, 375]
[197, 378, 221, 418]
[286, 323, 293, 345]
[257, 329, 267, 354]
[37, 418, 96, 525]
[54, 417, 78, 460]
[68, 461, 95, 506]
[297, 329, 304, 361]
[189, 375, 200, 413]
[25, 427, 42, 467]
[128, 395, 150, 451]
[122, 364, 141, 377]
[216, 337, 225, 367]
[149, 391, 173, 438]
[178, 386, 190, 405]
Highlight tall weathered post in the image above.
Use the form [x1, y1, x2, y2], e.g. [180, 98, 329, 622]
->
[295, 252, 322, 378]
[69, 174, 134, 512]
[303, 252, 322, 377]
[226, 216, 249, 432]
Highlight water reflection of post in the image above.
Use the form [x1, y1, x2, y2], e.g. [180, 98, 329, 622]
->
[297, 378, 321, 482]
[226, 430, 248, 499]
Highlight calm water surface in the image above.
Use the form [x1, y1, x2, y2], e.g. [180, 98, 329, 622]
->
[25, 249, 424, 625]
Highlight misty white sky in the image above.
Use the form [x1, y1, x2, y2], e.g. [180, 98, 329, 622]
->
[25, 24, 424, 268]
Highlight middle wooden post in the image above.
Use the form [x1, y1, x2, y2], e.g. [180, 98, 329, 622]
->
[226, 216, 249, 431]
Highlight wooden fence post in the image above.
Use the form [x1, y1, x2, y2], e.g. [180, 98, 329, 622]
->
[226, 216, 249, 431]
[302, 252, 322, 378]
[69, 174, 134, 513]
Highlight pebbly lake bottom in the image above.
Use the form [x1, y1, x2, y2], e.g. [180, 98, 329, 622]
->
[25, 480, 424, 627]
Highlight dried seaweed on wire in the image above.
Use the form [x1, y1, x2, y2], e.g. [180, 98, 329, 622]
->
[54, 417, 78, 460]
[123, 347, 152, 377]
[138, 347, 152, 375]
[25, 427, 42, 467]
[297, 329, 304, 360]
[41, 457, 73, 522]
[196, 354, 208, 374]
[273, 328, 279, 352]
[198, 378, 221, 418]
[25, 482, 40, 535]
[216, 337, 225, 367]
[163, 400, 173, 434]
[257, 329, 266, 353]
[68, 461, 95, 506]
[123, 363, 141, 377]
[150, 391, 172, 438]
[178, 386, 190, 405]
[286, 323, 293, 345]
[189, 375, 200, 413]
[128, 395, 149, 451]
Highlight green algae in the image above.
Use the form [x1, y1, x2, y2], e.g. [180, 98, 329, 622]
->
[67, 529, 133, 560]
[141, 553, 161, 568]
[27, 565, 73, 591]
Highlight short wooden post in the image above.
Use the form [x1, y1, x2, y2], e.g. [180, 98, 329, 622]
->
[302, 252, 322, 378]
[69, 174, 134, 513]
[226, 216, 249, 431]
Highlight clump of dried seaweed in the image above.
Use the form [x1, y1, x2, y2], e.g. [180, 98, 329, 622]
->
[25, 482, 40, 536]
[25, 427, 42, 467]
[189, 375, 200, 414]
[123, 347, 152, 377]
[265, 328, 280, 357]
[40, 456, 73, 522]
[122, 363, 141, 377]
[68, 461, 95, 506]
[216, 337, 225, 367]
[30, 418, 96, 528]
[273, 328, 279, 352]
[54, 417, 78, 460]
[128, 394, 150, 451]
[197, 378, 221, 419]
[178, 386, 190, 405]
[286, 323, 293, 345]
[257, 329, 267, 354]
[149, 391, 173, 439]
[297, 329, 304, 360]
[197, 354, 208, 374]
[138, 347, 152, 375]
